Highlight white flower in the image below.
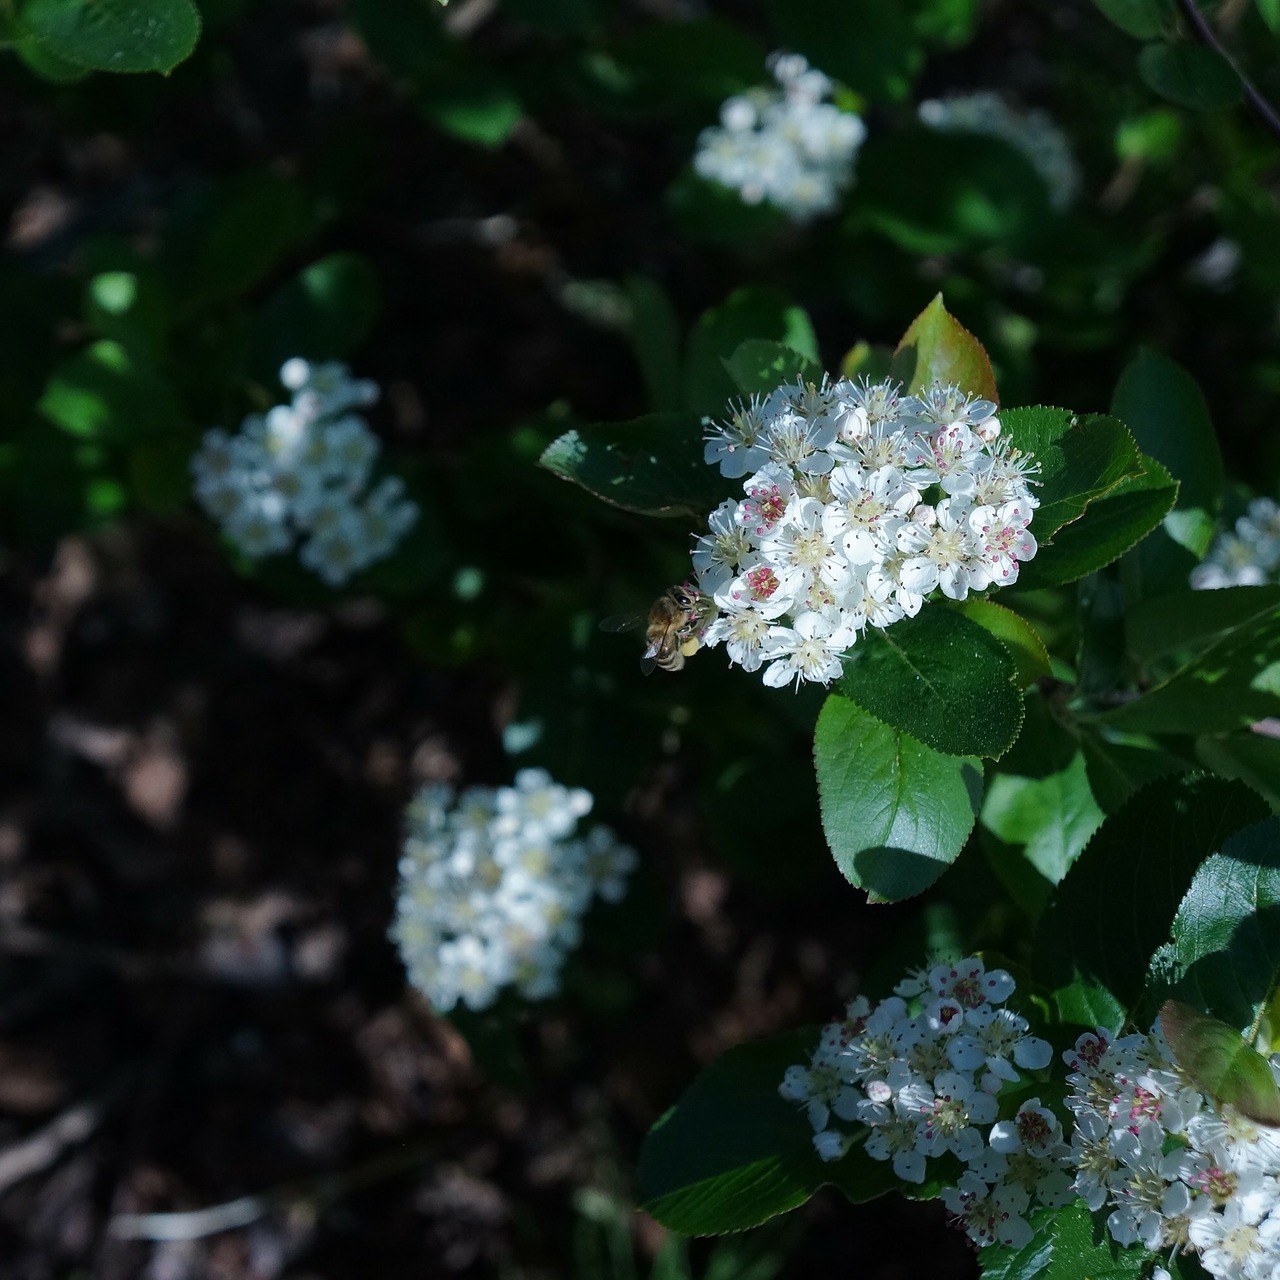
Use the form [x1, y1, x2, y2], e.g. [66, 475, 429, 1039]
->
[701, 603, 775, 672]
[1193, 495, 1280, 590]
[390, 771, 634, 1013]
[1188, 1191, 1277, 1278]
[780, 1060, 862, 1133]
[694, 52, 865, 222]
[684, 376, 1040, 689]
[704, 398, 773, 478]
[693, 500, 755, 594]
[896, 497, 983, 601]
[761, 610, 854, 689]
[990, 1099, 1064, 1159]
[970, 499, 1038, 587]
[899, 1069, 998, 1163]
[940, 1171, 1034, 1249]
[928, 957, 1015, 1008]
[192, 359, 416, 585]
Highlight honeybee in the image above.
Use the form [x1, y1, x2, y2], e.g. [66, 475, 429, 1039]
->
[601, 583, 712, 674]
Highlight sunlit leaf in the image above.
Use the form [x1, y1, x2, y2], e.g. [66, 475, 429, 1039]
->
[815, 694, 983, 902]
[21, 0, 201, 74]
[839, 607, 1023, 758]
[889, 293, 998, 402]
[1034, 775, 1268, 1025]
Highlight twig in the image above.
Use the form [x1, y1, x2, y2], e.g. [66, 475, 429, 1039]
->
[1175, 0, 1280, 143]
[0, 1080, 126, 1196]
[106, 1137, 444, 1243]
[110, 1196, 269, 1242]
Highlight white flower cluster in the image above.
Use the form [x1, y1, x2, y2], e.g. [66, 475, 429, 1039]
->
[694, 377, 1040, 688]
[1191, 498, 1280, 590]
[190, 359, 419, 586]
[693, 53, 866, 222]
[390, 770, 638, 1013]
[918, 92, 1080, 212]
[780, 958, 1062, 1250]
[1064, 1025, 1280, 1278]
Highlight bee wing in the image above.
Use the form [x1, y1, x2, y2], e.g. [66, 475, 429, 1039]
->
[599, 610, 646, 634]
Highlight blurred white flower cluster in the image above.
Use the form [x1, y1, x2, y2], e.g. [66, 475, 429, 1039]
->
[1191, 498, 1280, 589]
[694, 52, 866, 222]
[190, 359, 418, 586]
[390, 770, 638, 1013]
[1064, 1024, 1280, 1278]
[693, 376, 1039, 688]
[780, 958, 1061, 1249]
[918, 92, 1080, 211]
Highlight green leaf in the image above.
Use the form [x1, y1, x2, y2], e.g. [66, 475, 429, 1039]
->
[911, 0, 981, 46]
[1138, 41, 1242, 111]
[761, 0, 920, 102]
[953, 599, 1050, 688]
[347, 0, 446, 82]
[889, 294, 998, 402]
[637, 1029, 895, 1234]
[499, 0, 603, 35]
[1126, 586, 1280, 662]
[13, 27, 91, 80]
[612, 17, 767, 108]
[979, 1200, 1152, 1280]
[38, 340, 181, 444]
[419, 68, 522, 148]
[1097, 607, 1280, 735]
[982, 751, 1104, 898]
[1091, 0, 1169, 39]
[839, 608, 1023, 758]
[857, 130, 1052, 255]
[1113, 349, 1220, 600]
[1034, 775, 1269, 1026]
[815, 694, 983, 902]
[624, 277, 683, 413]
[1259, 0, 1280, 35]
[250, 252, 381, 373]
[84, 269, 170, 362]
[539, 413, 723, 519]
[1147, 818, 1280, 1036]
[724, 340, 823, 398]
[128, 437, 195, 515]
[1160, 999, 1280, 1124]
[1019, 452, 1178, 590]
[1115, 107, 1183, 162]
[20, 0, 200, 73]
[1080, 729, 1188, 815]
[684, 287, 818, 415]
[998, 408, 1144, 546]
[187, 175, 315, 304]
[839, 341, 894, 383]
[1112, 348, 1221, 533]
[1196, 732, 1280, 814]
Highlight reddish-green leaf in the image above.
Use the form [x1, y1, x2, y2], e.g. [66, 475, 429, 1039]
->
[1160, 1001, 1280, 1125]
[889, 294, 998, 402]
